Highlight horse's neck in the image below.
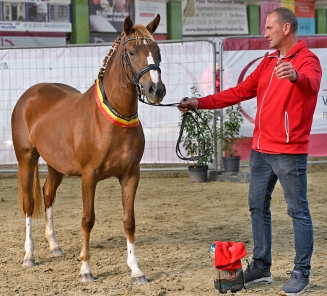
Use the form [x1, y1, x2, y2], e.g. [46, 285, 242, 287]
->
[102, 49, 138, 117]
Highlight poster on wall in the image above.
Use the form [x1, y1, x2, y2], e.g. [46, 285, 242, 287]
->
[89, 0, 132, 32]
[295, 0, 315, 34]
[182, 0, 248, 35]
[260, 1, 280, 34]
[134, 0, 167, 34]
[0, 0, 71, 32]
[0, 32, 66, 47]
[260, 0, 315, 35]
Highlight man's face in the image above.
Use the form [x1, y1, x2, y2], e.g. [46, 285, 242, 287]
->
[264, 12, 285, 49]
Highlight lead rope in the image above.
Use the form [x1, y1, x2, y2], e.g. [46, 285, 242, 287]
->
[137, 99, 213, 161]
[175, 110, 213, 161]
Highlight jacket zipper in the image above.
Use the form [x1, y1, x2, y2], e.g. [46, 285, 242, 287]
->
[285, 111, 289, 143]
[257, 54, 297, 149]
[257, 68, 275, 150]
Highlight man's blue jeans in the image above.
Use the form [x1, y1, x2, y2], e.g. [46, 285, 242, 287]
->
[248, 150, 313, 276]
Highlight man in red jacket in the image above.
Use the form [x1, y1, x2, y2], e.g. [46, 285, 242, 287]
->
[178, 7, 322, 296]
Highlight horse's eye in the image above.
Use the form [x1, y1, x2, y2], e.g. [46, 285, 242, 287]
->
[129, 51, 136, 56]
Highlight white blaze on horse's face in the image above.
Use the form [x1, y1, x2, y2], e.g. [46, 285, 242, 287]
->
[147, 52, 159, 84]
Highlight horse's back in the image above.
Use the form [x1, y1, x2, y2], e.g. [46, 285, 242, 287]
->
[13, 83, 81, 115]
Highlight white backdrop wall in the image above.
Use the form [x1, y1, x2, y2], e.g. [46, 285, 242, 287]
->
[0, 40, 216, 165]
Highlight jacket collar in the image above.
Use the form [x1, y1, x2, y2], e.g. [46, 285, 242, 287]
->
[267, 40, 306, 59]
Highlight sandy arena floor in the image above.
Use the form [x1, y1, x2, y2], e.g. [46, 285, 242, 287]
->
[0, 164, 326, 295]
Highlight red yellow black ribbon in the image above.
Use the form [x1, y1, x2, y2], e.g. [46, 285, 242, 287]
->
[94, 76, 139, 128]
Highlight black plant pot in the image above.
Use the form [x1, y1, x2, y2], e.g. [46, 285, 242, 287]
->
[223, 156, 241, 172]
[188, 165, 208, 182]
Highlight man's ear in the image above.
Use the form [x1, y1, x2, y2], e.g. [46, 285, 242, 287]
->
[283, 23, 291, 35]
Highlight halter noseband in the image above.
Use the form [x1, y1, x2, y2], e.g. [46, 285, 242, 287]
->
[121, 36, 161, 102]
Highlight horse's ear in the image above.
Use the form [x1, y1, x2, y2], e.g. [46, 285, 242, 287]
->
[146, 14, 160, 35]
[123, 16, 134, 36]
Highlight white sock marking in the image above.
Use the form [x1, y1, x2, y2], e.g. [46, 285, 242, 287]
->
[45, 206, 61, 252]
[127, 241, 144, 277]
[24, 215, 34, 261]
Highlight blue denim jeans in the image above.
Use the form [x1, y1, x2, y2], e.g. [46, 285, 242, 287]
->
[248, 150, 313, 276]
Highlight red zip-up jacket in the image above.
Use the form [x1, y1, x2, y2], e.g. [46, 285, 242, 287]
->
[198, 40, 322, 154]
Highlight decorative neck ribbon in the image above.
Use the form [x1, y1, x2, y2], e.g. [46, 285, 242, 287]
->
[94, 74, 139, 128]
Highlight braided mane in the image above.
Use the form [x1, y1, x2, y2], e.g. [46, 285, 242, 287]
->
[99, 23, 155, 75]
[99, 35, 122, 76]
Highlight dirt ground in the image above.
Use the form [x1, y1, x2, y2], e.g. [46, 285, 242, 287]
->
[0, 163, 326, 296]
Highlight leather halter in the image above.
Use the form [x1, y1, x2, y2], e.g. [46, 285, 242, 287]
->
[95, 35, 161, 127]
[121, 36, 161, 102]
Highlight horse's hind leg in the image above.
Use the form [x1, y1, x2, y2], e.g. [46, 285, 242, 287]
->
[16, 148, 41, 267]
[43, 165, 64, 257]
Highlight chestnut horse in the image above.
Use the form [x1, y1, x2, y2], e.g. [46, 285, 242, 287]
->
[11, 15, 165, 284]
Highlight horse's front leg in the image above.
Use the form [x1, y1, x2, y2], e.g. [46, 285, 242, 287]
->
[78, 171, 96, 282]
[23, 215, 35, 266]
[121, 172, 148, 285]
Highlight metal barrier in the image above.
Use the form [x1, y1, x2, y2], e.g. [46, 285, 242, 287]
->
[0, 40, 217, 170]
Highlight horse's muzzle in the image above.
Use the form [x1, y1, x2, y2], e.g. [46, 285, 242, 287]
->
[146, 81, 166, 104]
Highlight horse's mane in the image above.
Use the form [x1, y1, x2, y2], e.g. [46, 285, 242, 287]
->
[99, 24, 155, 75]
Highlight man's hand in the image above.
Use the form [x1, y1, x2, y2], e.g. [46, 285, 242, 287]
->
[275, 58, 298, 82]
[177, 97, 199, 113]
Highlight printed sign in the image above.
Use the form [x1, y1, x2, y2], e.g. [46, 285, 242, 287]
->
[134, 0, 167, 34]
[182, 0, 249, 35]
[89, 0, 131, 32]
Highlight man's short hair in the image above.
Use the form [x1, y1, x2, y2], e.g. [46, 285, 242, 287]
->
[268, 7, 298, 33]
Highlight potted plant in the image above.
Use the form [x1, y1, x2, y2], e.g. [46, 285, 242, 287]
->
[179, 86, 215, 182]
[218, 104, 244, 172]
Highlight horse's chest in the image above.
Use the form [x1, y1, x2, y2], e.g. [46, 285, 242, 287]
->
[103, 129, 144, 161]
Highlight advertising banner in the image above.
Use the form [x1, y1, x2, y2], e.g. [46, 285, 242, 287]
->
[260, 0, 316, 35]
[89, 0, 167, 34]
[0, 32, 66, 47]
[0, 0, 71, 32]
[89, 0, 131, 32]
[134, 0, 167, 34]
[182, 0, 249, 36]
[260, 1, 280, 34]
[295, 0, 315, 34]
[0, 22, 71, 32]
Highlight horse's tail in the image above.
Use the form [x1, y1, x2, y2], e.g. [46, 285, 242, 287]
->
[18, 164, 43, 218]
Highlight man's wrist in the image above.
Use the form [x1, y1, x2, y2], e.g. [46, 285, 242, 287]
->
[290, 70, 298, 82]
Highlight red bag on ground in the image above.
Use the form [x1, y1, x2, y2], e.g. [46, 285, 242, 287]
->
[213, 241, 247, 270]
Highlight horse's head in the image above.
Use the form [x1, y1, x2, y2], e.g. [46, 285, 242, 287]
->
[122, 14, 166, 104]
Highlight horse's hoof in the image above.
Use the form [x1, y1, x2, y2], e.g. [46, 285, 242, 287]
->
[50, 247, 64, 257]
[78, 273, 94, 283]
[132, 275, 148, 285]
[22, 259, 35, 267]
